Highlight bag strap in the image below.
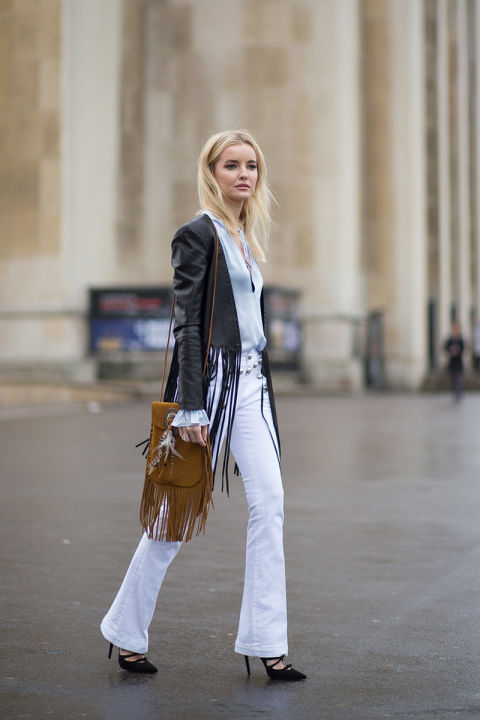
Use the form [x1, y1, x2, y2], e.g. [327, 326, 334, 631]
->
[160, 226, 220, 400]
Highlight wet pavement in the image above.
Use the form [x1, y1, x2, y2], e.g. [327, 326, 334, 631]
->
[2, 393, 480, 719]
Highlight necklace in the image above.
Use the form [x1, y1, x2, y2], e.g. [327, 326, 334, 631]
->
[240, 237, 253, 274]
[231, 223, 252, 273]
[233, 225, 255, 291]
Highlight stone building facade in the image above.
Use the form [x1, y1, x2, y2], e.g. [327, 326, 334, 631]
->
[1, 0, 479, 390]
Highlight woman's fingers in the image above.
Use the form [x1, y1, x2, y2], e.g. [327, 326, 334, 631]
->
[182, 423, 207, 447]
[190, 425, 206, 446]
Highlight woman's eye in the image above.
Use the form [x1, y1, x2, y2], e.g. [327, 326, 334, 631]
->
[225, 164, 236, 169]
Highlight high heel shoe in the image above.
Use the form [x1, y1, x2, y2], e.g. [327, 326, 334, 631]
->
[244, 654, 306, 681]
[108, 642, 158, 674]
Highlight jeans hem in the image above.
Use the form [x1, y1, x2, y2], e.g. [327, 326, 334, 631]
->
[234, 640, 288, 657]
[100, 620, 148, 655]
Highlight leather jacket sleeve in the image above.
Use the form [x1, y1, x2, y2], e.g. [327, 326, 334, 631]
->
[171, 223, 212, 410]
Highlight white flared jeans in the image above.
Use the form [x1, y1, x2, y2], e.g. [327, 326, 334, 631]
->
[100, 350, 288, 657]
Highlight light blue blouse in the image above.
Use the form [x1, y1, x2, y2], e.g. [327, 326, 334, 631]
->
[172, 211, 266, 428]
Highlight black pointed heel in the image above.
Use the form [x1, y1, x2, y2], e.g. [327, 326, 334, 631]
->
[107, 643, 158, 674]
[260, 655, 306, 681]
[244, 654, 306, 681]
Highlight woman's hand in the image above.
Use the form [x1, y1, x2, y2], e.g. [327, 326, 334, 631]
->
[179, 423, 208, 447]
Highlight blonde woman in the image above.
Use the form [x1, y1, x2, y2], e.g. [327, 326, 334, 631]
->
[101, 130, 306, 681]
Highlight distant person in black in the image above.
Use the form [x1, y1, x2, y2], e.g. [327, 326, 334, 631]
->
[444, 323, 465, 402]
[473, 321, 480, 373]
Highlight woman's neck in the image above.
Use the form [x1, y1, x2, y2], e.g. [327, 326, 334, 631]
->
[224, 198, 243, 222]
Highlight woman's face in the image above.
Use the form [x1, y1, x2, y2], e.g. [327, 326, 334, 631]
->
[213, 143, 258, 209]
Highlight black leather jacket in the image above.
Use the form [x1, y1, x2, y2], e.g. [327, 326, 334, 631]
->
[163, 214, 280, 487]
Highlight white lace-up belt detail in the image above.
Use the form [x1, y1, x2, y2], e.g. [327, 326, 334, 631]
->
[239, 351, 268, 392]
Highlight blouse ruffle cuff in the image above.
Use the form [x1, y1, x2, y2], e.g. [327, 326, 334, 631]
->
[171, 409, 210, 427]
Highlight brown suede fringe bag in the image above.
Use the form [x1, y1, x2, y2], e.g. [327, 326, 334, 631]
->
[139, 229, 219, 543]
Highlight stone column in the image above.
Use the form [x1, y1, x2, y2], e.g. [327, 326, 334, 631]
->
[455, 0, 471, 336]
[301, 0, 363, 392]
[387, 0, 428, 388]
[142, 1, 174, 285]
[437, 0, 452, 349]
[475, 1, 480, 319]
[0, 1, 67, 365]
[62, 0, 123, 307]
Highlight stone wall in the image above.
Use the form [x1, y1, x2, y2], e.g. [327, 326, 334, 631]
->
[2, 0, 480, 390]
[0, 0, 71, 363]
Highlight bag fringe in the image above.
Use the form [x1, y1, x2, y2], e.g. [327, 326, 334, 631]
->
[139, 434, 214, 543]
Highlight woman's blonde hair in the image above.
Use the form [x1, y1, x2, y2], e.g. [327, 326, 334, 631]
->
[197, 130, 273, 262]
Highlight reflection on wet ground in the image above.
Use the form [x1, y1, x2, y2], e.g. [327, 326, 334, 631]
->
[1, 393, 480, 719]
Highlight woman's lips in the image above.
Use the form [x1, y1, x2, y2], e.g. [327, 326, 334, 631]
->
[235, 185, 250, 189]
